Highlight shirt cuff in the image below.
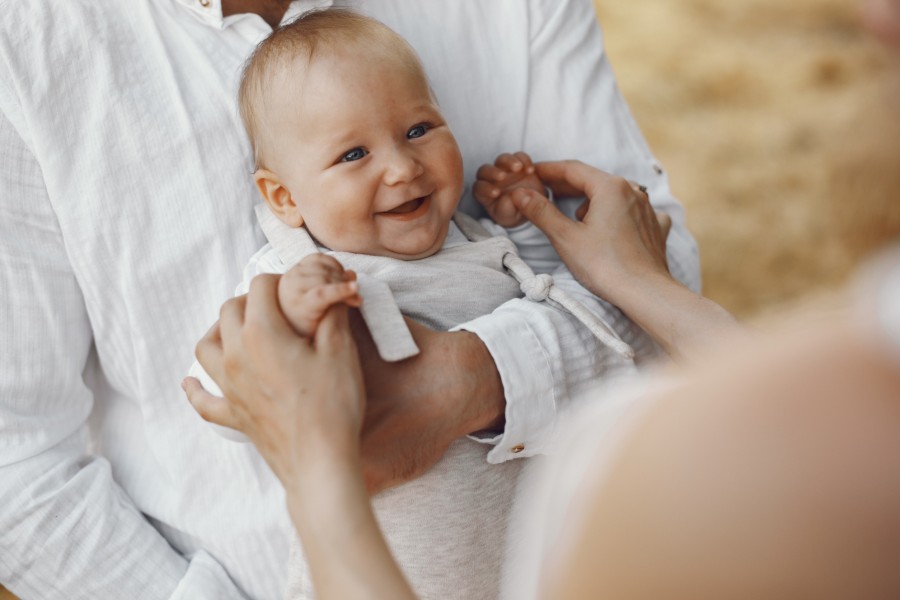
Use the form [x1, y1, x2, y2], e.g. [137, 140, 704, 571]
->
[169, 550, 248, 600]
[452, 308, 558, 464]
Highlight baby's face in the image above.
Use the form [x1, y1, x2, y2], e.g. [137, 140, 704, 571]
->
[262, 49, 464, 260]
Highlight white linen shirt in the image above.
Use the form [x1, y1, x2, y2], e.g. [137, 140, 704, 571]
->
[0, 0, 700, 598]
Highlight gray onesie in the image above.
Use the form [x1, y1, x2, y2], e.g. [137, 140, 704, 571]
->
[246, 207, 635, 600]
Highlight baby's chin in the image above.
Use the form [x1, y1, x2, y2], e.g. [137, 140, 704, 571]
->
[324, 237, 444, 260]
[375, 236, 446, 261]
[322, 217, 452, 260]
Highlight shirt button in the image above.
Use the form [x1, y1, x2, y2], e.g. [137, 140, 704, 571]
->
[199, 0, 210, 6]
[510, 444, 525, 454]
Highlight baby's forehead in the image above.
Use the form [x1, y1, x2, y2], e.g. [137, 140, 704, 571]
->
[268, 44, 432, 110]
[290, 35, 427, 84]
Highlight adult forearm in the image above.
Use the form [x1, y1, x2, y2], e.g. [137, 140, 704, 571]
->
[285, 449, 416, 600]
[438, 329, 506, 434]
[356, 317, 507, 492]
[611, 272, 742, 363]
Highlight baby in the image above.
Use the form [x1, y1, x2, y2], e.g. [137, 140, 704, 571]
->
[217, 8, 643, 599]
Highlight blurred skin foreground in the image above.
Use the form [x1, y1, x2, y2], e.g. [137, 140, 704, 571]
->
[188, 0, 900, 598]
[544, 0, 900, 596]
[545, 311, 900, 599]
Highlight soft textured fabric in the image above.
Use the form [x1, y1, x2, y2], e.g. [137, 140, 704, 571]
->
[234, 211, 636, 599]
[253, 207, 634, 362]
[0, 1, 700, 598]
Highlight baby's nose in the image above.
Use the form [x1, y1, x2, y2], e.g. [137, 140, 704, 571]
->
[383, 147, 424, 185]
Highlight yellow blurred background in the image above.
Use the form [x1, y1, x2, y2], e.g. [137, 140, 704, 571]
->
[595, 0, 900, 318]
[2, 1, 899, 598]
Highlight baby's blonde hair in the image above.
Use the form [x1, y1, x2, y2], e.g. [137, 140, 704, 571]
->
[238, 8, 428, 169]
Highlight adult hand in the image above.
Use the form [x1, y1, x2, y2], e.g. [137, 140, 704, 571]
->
[509, 160, 673, 307]
[185, 274, 366, 490]
[186, 274, 418, 600]
[511, 160, 740, 362]
[348, 311, 505, 493]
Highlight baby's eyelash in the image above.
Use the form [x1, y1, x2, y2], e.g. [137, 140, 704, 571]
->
[407, 123, 431, 139]
[338, 147, 368, 163]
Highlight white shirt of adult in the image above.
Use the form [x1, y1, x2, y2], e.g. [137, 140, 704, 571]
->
[0, 0, 700, 598]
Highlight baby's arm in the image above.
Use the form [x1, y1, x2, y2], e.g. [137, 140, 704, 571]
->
[279, 254, 361, 338]
[473, 152, 547, 228]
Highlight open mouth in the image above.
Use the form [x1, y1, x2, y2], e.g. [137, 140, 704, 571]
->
[378, 195, 431, 220]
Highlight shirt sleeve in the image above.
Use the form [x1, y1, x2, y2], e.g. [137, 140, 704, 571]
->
[0, 88, 246, 600]
[523, 0, 700, 292]
[455, 0, 700, 463]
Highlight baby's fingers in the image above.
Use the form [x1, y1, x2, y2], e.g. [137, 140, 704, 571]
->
[296, 254, 348, 283]
[309, 281, 362, 311]
[473, 180, 501, 203]
[512, 152, 535, 174]
[476, 163, 509, 185]
[496, 152, 530, 174]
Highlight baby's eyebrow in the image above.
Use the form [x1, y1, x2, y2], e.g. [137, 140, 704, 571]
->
[324, 128, 360, 147]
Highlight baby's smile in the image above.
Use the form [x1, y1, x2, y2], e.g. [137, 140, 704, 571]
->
[378, 195, 431, 219]
[251, 28, 464, 260]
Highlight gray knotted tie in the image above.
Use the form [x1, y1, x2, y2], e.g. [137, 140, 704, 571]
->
[503, 252, 635, 359]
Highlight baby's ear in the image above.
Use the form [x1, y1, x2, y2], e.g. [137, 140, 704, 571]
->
[254, 169, 304, 228]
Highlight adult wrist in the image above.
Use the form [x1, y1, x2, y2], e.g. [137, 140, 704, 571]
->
[277, 427, 362, 493]
[449, 331, 506, 435]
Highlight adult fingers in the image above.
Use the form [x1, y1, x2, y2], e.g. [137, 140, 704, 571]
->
[244, 273, 290, 337]
[656, 210, 673, 240]
[533, 160, 601, 198]
[183, 376, 240, 429]
[217, 293, 247, 352]
[195, 321, 226, 387]
[510, 188, 575, 242]
[575, 198, 591, 222]
[316, 303, 359, 360]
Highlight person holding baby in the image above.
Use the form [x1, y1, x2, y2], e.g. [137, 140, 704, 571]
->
[187, 10, 671, 597]
[187, 6, 739, 600]
[0, 1, 707, 598]
[189, 2, 900, 599]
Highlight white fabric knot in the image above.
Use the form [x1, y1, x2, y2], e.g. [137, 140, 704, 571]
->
[521, 273, 553, 302]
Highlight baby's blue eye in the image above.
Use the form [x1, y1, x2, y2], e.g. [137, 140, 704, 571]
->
[407, 124, 429, 139]
[340, 148, 368, 163]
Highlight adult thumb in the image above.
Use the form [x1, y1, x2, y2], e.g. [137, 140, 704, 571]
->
[183, 376, 238, 429]
[316, 303, 356, 357]
[655, 210, 672, 240]
[510, 188, 572, 241]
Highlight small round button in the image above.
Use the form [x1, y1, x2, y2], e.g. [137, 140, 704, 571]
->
[199, 0, 211, 7]
[510, 444, 525, 454]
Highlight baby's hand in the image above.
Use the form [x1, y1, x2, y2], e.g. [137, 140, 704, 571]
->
[278, 254, 361, 338]
[473, 152, 548, 228]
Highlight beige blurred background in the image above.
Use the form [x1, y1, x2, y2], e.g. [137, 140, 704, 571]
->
[594, 0, 900, 318]
[2, 1, 899, 598]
